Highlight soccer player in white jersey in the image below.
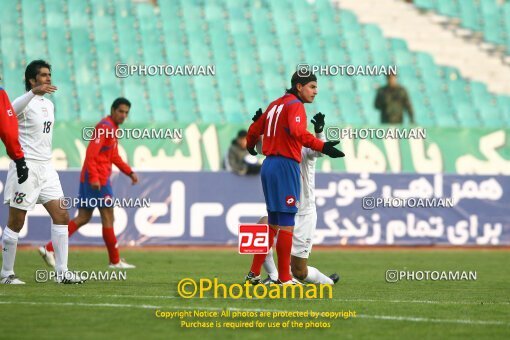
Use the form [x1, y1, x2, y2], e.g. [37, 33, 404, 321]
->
[261, 113, 339, 285]
[1, 60, 83, 284]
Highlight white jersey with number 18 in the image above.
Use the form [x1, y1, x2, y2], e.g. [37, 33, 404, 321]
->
[13, 93, 54, 162]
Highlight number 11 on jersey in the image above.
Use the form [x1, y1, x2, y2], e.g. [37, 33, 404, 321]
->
[266, 104, 284, 137]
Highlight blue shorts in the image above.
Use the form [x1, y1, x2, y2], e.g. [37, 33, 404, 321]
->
[267, 211, 296, 227]
[261, 156, 300, 215]
[78, 178, 114, 209]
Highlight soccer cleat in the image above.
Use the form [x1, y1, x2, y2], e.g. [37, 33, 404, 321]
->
[38, 246, 56, 268]
[277, 278, 303, 285]
[55, 271, 85, 284]
[245, 271, 261, 285]
[261, 276, 278, 285]
[109, 259, 136, 269]
[329, 273, 340, 284]
[0, 274, 25, 284]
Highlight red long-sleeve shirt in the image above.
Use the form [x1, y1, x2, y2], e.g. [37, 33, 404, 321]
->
[246, 93, 324, 163]
[0, 88, 24, 160]
[81, 116, 132, 185]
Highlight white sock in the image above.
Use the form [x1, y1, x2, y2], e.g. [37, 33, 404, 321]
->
[1, 227, 19, 278]
[263, 248, 278, 281]
[51, 224, 68, 273]
[305, 266, 334, 284]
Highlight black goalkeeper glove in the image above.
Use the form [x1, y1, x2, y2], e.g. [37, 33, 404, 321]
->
[322, 141, 345, 158]
[311, 112, 325, 133]
[247, 146, 257, 156]
[252, 108, 263, 122]
[14, 157, 29, 184]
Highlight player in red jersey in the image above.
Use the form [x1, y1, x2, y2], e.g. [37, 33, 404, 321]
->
[40, 98, 138, 269]
[0, 86, 28, 184]
[244, 72, 344, 284]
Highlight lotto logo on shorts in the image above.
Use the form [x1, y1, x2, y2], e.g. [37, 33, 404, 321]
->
[285, 195, 296, 207]
[238, 224, 269, 254]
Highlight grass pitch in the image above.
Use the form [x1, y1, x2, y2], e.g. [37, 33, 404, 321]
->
[1, 247, 509, 339]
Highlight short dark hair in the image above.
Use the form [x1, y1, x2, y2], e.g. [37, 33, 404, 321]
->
[286, 71, 317, 97]
[111, 97, 131, 111]
[237, 130, 247, 138]
[25, 60, 51, 91]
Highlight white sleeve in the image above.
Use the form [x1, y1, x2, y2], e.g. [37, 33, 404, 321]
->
[306, 132, 326, 159]
[255, 137, 263, 154]
[12, 90, 35, 116]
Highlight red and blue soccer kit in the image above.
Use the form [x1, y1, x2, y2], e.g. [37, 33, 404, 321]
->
[79, 116, 133, 208]
[46, 116, 132, 265]
[246, 93, 325, 282]
[0, 88, 24, 161]
[246, 93, 324, 226]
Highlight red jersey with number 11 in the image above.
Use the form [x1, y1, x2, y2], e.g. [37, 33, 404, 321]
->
[246, 93, 324, 163]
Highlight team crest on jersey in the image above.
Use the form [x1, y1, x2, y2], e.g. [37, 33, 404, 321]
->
[295, 116, 300, 123]
[285, 195, 297, 207]
[41, 107, 48, 117]
[7, 109, 13, 116]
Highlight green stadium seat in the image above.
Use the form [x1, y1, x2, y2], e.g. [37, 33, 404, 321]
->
[2, 0, 509, 128]
[145, 74, 172, 121]
[469, 81, 491, 110]
[483, 15, 503, 45]
[119, 80, 150, 123]
[325, 42, 349, 64]
[422, 70, 442, 91]
[437, 0, 458, 17]
[479, 105, 503, 126]
[365, 26, 391, 65]
[497, 97, 510, 124]
[413, 92, 435, 126]
[280, 39, 304, 67]
[0, 0, 17, 24]
[359, 95, 379, 125]
[415, 0, 509, 48]
[435, 113, 457, 126]
[137, 5, 166, 65]
[415, 53, 436, 74]
[454, 102, 481, 127]
[114, 9, 139, 65]
[169, 78, 198, 123]
[22, 0, 47, 61]
[221, 93, 245, 123]
[204, 2, 224, 21]
[390, 39, 408, 52]
[504, 4, 510, 48]
[194, 77, 222, 123]
[394, 50, 414, 66]
[338, 11, 360, 32]
[338, 96, 364, 125]
[414, 0, 437, 11]
[93, 21, 113, 68]
[459, 1, 481, 31]
[316, 85, 340, 119]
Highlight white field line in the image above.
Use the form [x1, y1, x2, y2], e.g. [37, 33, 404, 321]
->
[357, 314, 509, 326]
[1, 292, 508, 305]
[0, 300, 508, 326]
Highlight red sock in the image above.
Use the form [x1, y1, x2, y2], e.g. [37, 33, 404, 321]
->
[102, 227, 120, 264]
[276, 229, 293, 282]
[45, 220, 80, 252]
[249, 227, 277, 275]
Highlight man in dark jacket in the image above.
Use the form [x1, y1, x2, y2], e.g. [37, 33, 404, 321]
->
[375, 74, 414, 124]
[225, 130, 261, 175]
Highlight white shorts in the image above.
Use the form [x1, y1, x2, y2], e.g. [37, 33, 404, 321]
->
[291, 210, 317, 259]
[3, 160, 64, 211]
